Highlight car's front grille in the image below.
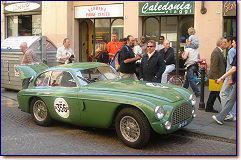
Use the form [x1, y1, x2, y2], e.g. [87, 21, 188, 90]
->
[172, 104, 192, 125]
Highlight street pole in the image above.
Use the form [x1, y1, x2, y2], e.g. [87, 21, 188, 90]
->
[199, 67, 205, 110]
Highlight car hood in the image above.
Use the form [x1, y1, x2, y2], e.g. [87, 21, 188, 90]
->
[15, 63, 49, 80]
[85, 79, 185, 103]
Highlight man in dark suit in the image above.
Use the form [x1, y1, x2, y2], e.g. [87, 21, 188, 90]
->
[205, 38, 227, 113]
[139, 40, 166, 83]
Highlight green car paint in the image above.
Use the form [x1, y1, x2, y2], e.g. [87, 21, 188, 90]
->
[17, 62, 195, 146]
[16, 63, 49, 79]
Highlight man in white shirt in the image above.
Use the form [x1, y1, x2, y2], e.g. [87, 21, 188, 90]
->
[56, 38, 75, 65]
[156, 36, 165, 52]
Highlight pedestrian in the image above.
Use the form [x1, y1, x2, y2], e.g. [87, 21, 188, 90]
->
[205, 38, 227, 113]
[56, 38, 75, 65]
[223, 36, 233, 60]
[219, 38, 236, 121]
[20, 42, 39, 89]
[186, 27, 199, 49]
[122, 38, 127, 46]
[94, 42, 109, 64]
[119, 35, 141, 79]
[140, 36, 147, 54]
[182, 38, 200, 97]
[133, 38, 143, 79]
[107, 32, 122, 60]
[139, 40, 166, 83]
[212, 50, 236, 125]
[160, 40, 175, 83]
[156, 36, 165, 52]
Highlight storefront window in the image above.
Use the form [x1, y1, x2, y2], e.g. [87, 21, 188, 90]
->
[143, 17, 159, 42]
[32, 15, 42, 36]
[7, 16, 18, 37]
[224, 17, 236, 38]
[95, 19, 110, 44]
[6, 14, 42, 37]
[111, 18, 123, 41]
[160, 16, 178, 52]
[143, 16, 194, 74]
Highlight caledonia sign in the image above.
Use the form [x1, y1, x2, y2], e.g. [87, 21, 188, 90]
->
[139, 1, 194, 16]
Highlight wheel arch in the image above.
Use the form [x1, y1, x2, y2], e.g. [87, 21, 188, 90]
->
[28, 96, 42, 112]
[112, 103, 153, 128]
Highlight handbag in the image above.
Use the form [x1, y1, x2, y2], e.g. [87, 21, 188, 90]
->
[209, 79, 223, 91]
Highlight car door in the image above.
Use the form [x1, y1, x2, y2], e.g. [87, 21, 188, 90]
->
[42, 70, 81, 123]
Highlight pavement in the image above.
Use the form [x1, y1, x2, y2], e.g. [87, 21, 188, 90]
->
[1, 85, 237, 141]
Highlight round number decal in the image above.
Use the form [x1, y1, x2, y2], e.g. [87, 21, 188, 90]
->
[54, 98, 69, 118]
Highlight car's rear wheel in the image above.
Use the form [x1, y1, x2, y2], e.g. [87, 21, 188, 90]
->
[115, 107, 150, 149]
[30, 98, 52, 126]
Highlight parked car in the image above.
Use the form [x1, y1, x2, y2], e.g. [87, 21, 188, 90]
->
[16, 62, 196, 148]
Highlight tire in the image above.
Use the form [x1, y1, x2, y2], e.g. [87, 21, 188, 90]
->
[30, 97, 52, 126]
[115, 107, 150, 149]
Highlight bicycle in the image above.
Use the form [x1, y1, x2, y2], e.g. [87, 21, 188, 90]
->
[167, 59, 208, 86]
[167, 74, 183, 86]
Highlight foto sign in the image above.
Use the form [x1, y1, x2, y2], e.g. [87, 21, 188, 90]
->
[139, 1, 194, 16]
[75, 4, 123, 18]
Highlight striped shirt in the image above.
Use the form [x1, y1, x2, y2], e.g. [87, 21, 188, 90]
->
[21, 48, 38, 64]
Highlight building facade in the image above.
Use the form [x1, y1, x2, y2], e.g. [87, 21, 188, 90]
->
[1, 1, 237, 73]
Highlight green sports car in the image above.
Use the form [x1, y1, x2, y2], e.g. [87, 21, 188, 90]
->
[16, 62, 196, 149]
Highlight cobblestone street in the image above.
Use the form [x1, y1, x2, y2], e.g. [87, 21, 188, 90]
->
[1, 96, 236, 155]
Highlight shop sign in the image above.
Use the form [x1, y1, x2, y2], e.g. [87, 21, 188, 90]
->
[139, 1, 194, 16]
[4, 2, 41, 13]
[223, 1, 236, 16]
[75, 4, 123, 18]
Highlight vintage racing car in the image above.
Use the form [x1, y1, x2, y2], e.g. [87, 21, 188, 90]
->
[16, 62, 196, 148]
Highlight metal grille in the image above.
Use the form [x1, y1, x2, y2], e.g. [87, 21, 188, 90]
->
[172, 104, 192, 125]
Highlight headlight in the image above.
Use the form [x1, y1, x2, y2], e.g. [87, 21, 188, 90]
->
[189, 94, 196, 106]
[155, 106, 165, 120]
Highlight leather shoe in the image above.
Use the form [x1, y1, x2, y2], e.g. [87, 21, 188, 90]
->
[205, 109, 218, 113]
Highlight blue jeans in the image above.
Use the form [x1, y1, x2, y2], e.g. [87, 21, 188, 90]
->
[216, 84, 236, 123]
[183, 65, 200, 94]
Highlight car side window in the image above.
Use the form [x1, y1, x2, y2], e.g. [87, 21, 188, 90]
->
[50, 71, 77, 87]
[81, 68, 101, 82]
[35, 72, 50, 87]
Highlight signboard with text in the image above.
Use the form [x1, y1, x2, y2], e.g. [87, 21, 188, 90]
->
[139, 1, 194, 16]
[75, 4, 123, 18]
[223, 1, 236, 16]
[4, 2, 42, 13]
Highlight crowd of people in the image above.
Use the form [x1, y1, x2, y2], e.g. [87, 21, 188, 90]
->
[19, 27, 236, 126]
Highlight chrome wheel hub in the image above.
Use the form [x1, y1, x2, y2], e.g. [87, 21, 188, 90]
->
[120, 116, 140, 142]
[33, 100, 47, 122]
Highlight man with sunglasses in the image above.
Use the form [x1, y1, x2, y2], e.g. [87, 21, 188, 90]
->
[156, 36, 165, 52]
[140, 40, 166, 82]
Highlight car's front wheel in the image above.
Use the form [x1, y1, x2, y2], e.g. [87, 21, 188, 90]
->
[115, 107, 150, 149]
[30, 97, 52, 126]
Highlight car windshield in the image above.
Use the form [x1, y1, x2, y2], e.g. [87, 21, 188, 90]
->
[76, 66, 119, 85]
